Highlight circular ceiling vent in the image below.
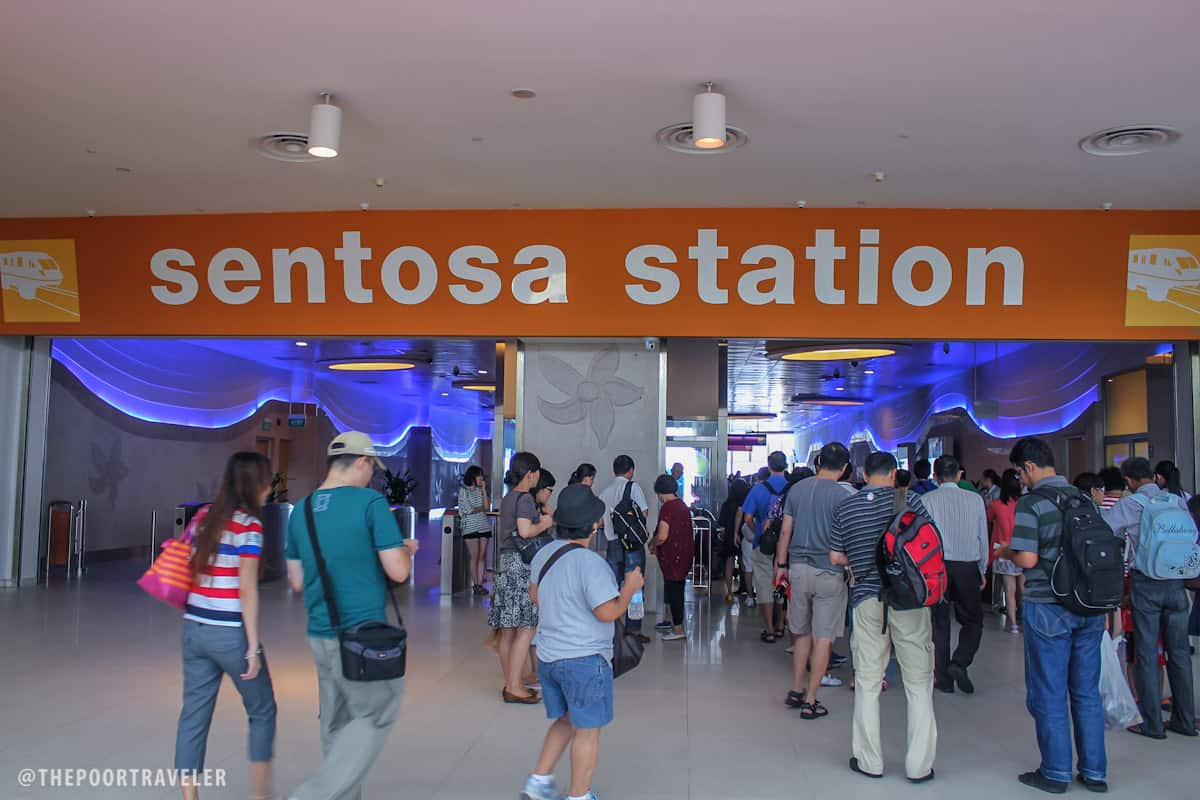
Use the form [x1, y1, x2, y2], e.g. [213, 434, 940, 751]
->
[254, 132, 321, 163]
[656, 123, 749, 154]
[1079, 125, 1181, 157]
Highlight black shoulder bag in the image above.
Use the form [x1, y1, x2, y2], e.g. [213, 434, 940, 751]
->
[537, 543, 644, 678]
[511, 491, 554, 565]
[304, 497, 408, 681]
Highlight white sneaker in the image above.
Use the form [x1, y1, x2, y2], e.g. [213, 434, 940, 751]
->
[820, 674, 844, 688]
[785, 644, 794, 654]
[520, 775, 560, 800]
[662, 631, 686, 641]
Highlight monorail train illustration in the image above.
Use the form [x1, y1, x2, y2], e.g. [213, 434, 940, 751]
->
[0, 251, 64, 300]
[1128, 248, 1200, 303]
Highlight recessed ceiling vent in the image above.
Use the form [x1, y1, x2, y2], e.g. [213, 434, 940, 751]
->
[656, 123, 749, 154]
[1079, 125, 1180, 157]
[254, 132, 322, 163]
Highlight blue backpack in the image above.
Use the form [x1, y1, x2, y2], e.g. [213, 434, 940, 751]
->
[1130, 494, 1200, 580]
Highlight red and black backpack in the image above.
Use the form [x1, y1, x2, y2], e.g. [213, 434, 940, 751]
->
[876, 510, 947, 614]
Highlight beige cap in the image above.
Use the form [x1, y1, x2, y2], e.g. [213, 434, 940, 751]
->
[327, 431, 386, 470]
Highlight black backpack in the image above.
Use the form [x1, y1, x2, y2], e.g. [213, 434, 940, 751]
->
[1033, 487, 1123, 616]
[611, 480, 650, 551]
[757, 482, 787, 556]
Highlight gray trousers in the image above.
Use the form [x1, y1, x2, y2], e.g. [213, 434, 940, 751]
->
[292, 637, 404, 800]
[1131, 574, 1196, 735]
[175, 620, 277, 771]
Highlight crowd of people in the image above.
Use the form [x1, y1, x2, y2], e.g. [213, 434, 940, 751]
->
[163, 428, 1200, 800]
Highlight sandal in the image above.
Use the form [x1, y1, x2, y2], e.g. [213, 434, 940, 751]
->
[785, 690, 806, 708]
[800, 700, 828, 720]
[1126, 724, 1166, 740]
[760, 631, 777, 643]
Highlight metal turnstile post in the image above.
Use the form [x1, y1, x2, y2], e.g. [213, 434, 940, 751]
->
[690, 515, 713, 593]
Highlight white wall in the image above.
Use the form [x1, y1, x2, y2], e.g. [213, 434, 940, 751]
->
[43, 363, 336, 554]
[519, 341, 665, 604]
[520, 341, 663, 514]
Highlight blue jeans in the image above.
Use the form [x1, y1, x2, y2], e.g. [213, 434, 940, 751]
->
[1022, 602, 1106, 783]
[175, 621, 276, 771]
[1131, 573, 1196, 735]
[605, 539, 645, 633]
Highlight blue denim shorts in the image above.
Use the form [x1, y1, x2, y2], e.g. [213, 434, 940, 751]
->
[538, 654, 614, 729]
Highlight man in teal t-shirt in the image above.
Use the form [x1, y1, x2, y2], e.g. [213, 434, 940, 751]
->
[284, 431, 419, 800]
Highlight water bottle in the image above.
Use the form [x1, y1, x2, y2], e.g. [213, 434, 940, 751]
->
[628, 590, 644, 621]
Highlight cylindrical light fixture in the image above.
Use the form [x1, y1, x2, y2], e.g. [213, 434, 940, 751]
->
[307, 92, 341, 158]
[692, 82, 726, 149]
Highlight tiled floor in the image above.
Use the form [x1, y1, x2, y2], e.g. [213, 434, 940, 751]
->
[2, 522, 1197, 799]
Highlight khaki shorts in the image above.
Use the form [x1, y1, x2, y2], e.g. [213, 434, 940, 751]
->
[751, 549, 776, 602]
[787, 562, 848, 640]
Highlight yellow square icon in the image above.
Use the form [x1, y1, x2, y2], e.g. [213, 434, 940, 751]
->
[1125, 235, 1200, 326]
[0, 239, 80, 323]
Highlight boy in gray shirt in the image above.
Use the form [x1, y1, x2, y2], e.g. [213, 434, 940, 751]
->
[522, 484, 644, 800]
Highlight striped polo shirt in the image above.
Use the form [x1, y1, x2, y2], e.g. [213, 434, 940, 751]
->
[1010, 475, 1077, 604]
[830, 486, 929, 608]
[184, 507, 264, 627]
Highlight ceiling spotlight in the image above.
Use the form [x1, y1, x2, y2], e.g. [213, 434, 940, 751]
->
[307, 92, 341, 158]
[693, 82, 726, 149]
[326, 359, 416, 372]
[872, 171, 886, 182]
[1101, 202, 1113, 211]
[769, 343, 904, 362]
[791, 394, 867, 407]
[794, 200, 808, 208]
[440, 392, 449, 397]
[477, 369, 488, 375]
[863, 369, 875, 375]
[295, 341, 309, 347]
[511, 88, 537, 99]
[834, 386, 846, 392]
[86, 209, 97, 218]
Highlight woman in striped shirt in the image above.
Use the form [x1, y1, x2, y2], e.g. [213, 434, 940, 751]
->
[459, 465, 493, 594]
[175, 452, 277, 800]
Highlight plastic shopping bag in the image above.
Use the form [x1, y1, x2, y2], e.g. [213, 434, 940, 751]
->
[1099, 631, 1141, 730]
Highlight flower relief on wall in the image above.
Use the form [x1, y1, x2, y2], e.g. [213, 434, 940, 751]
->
[536, 348, 644, 448]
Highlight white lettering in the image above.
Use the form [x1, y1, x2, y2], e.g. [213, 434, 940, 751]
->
[893, 245, 953, 306]
[737, 244, 794, 305]
[624, 244, 680, 305]
[857, 229, 880, 305]
[512, 244, 567, 304]
[334, 231, 373, 304]
[805, 229, 846, 304]
[207, 248, 261, 305]
[966, 246, 1024, 305]
[689, 229, 729, 304]
[150, 248, 198, 305]
[271, 247, 326, 303]
[448, 245, 502, 305]
[381, 246, 438, 304]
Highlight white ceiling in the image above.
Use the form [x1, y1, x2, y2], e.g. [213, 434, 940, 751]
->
[4, 0, 1199, 217]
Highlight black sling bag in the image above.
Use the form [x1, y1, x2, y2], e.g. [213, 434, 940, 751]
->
[304, 497, 408, 681]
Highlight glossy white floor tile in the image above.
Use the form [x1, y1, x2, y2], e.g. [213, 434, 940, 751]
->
[2, 529, 1197, 799]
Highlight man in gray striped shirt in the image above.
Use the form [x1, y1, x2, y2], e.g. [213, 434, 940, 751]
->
[918, 455, 989, 694]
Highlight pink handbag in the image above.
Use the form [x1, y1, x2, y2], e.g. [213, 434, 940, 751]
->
[136, 506, 207, 609]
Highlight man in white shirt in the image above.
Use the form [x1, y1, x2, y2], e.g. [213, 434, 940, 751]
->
[919, 456, 989, 695]
[598, 454, 650, 642]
